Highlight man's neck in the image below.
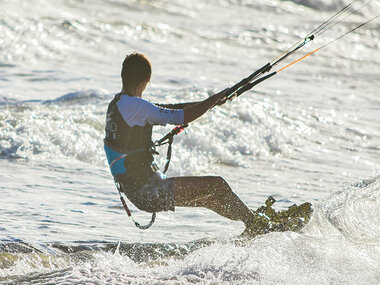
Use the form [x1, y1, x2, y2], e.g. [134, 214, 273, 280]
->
[121, 88, 142, 98]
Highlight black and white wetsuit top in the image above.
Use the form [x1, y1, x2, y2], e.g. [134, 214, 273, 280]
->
[117, 95, 184, 128]
[104, 94, 184, 188]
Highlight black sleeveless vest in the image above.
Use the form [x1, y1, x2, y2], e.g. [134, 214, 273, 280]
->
[104, 94, 154, 188]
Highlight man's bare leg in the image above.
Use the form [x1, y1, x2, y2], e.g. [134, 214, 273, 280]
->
[174, 176, 255, 225]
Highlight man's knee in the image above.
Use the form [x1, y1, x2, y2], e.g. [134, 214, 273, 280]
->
[203, 176, 230, 193]
[212, 176, 229, 188]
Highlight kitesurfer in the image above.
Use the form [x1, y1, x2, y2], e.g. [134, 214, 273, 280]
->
[104, 52, 256, 228]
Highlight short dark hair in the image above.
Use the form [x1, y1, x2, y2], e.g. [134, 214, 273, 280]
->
[121, 53, 151, 91]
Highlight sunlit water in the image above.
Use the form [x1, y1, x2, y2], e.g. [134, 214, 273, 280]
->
[1, 0, 379, 284]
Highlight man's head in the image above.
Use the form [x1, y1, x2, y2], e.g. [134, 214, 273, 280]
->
[121, 52, 152, 96]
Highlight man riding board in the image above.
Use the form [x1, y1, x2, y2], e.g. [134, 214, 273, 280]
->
[104, 52, 256, 231]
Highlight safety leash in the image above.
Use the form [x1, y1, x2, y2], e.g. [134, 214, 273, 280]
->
[115, 180, 156, 230]
[154, 124, 188, 174]
[113, 125, 187, 229]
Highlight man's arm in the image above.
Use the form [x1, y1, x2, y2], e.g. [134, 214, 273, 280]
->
[156, 88, 231, 110]
[155, 101, 202, 110]
[153, 88, 229, 124]
[183, 89, 228, 124]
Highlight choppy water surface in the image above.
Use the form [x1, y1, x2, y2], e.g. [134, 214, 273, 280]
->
[1, 0, 379, 284]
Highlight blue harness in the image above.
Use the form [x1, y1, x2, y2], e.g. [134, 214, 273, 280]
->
[104, 142, 157, 230]
[103, 143, 147, 178]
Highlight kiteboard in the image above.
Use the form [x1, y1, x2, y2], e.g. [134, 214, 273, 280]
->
[240, 196, 313, 238]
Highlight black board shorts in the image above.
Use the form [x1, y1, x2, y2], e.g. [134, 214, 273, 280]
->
[123, 172, 175, 213]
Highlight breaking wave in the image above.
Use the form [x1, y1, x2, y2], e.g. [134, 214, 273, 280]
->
[1, 175, 379, 284]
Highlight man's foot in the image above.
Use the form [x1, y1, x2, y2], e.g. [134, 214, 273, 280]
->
[241, 196, 313, 239]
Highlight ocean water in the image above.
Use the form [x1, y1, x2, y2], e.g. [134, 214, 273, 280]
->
[1, 0, 380, 284]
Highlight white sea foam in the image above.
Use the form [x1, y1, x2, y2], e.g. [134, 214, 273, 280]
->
[1, 0, 379, 284]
